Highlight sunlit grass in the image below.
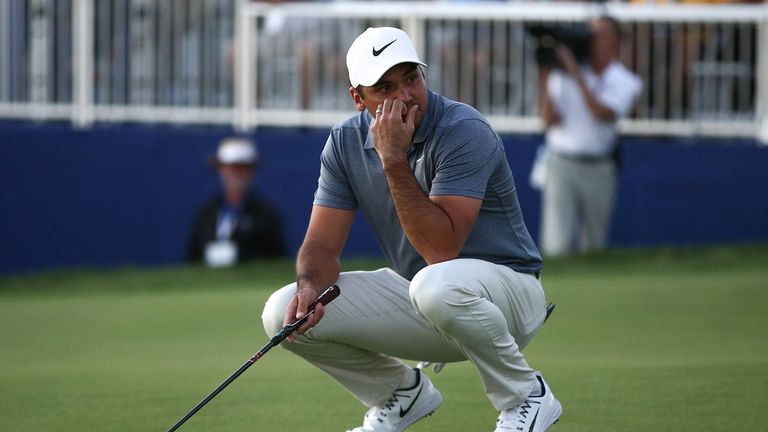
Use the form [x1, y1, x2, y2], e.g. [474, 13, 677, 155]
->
[1, 245, 766, 431]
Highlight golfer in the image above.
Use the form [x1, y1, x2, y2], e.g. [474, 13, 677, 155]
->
[262, 27, 562, 432]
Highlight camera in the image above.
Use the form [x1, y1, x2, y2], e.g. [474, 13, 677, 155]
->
[527, 23, 592, 69]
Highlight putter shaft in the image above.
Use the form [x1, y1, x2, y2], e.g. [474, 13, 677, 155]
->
[167, 285, 340, 432]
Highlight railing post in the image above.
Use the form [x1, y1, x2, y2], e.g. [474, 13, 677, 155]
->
[234, 0, 254, 132]
[402, 15, 424, 63]
[0, 1, 8, 103]
[757, 10, 768, 145]
[29, 0, 50, 107]
[72, 0, 94, 128]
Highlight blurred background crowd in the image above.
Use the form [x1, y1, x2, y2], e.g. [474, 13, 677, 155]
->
[0, 0, 766, 274]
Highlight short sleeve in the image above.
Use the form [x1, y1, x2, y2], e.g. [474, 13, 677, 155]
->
[597, 67, 642, 118]
[547, 70, 566, 114]
[430, 119, 501, 199]
[313, 133, 358, 210]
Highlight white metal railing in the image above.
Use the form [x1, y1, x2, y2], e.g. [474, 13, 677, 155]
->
[0, 0, 766, 142]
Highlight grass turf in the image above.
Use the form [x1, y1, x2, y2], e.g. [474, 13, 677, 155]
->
[1, 245, 766, 431]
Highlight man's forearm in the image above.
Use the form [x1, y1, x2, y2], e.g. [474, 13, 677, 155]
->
[538, 68, 560, 127]
[296, 240, 341, 295]
[574, 75, 615, 121]
[381, 158, 461, 264]
[540, 95, 560, 127]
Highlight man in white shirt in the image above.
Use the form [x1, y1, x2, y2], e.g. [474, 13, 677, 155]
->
[538, 16, 642, 256]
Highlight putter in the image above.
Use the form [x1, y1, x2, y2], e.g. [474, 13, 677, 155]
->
[167, 284, 341, 432]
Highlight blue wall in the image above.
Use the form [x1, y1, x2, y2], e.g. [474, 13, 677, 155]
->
[1, 121, 766, 275]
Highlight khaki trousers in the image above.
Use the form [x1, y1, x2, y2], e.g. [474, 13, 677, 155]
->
[261, 258, 547, 410]
[541, 152, 617, 256]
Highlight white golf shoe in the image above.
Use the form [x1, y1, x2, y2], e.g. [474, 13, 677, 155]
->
[494, 372, 562, 432]
[346, 368, 442, 432]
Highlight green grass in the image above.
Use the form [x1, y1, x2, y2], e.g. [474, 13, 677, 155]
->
[1, 246, 767, 431]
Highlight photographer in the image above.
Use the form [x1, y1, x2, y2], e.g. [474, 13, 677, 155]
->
[537, 16, 642, 256]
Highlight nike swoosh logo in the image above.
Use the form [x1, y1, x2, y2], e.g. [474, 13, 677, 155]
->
[399, 384, 424, 417]
[528, 410, 539, 432]
[372, 39, 397, 56]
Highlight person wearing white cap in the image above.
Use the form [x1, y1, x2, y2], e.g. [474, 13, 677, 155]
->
[187, 137, 286, 267]
[261, 27, 561, 432]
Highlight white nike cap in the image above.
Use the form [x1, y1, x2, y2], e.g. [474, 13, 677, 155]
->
[346, 27, 427, 87]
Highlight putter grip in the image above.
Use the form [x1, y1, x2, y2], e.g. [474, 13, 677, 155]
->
[308, 284, 341, 311]
[282, 285, 341, 332]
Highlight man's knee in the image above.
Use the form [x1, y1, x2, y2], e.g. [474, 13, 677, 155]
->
[409, 261, 465, 328]
[261, 283, 296, 338]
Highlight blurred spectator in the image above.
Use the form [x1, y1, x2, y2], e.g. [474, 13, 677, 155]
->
[536, 16, 642, 256]
[187, 137, 287, 267]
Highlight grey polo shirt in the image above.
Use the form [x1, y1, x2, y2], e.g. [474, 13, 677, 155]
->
[314, 90, 542, 280]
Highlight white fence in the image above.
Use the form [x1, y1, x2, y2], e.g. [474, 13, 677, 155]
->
[1, 0, 766, 142]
